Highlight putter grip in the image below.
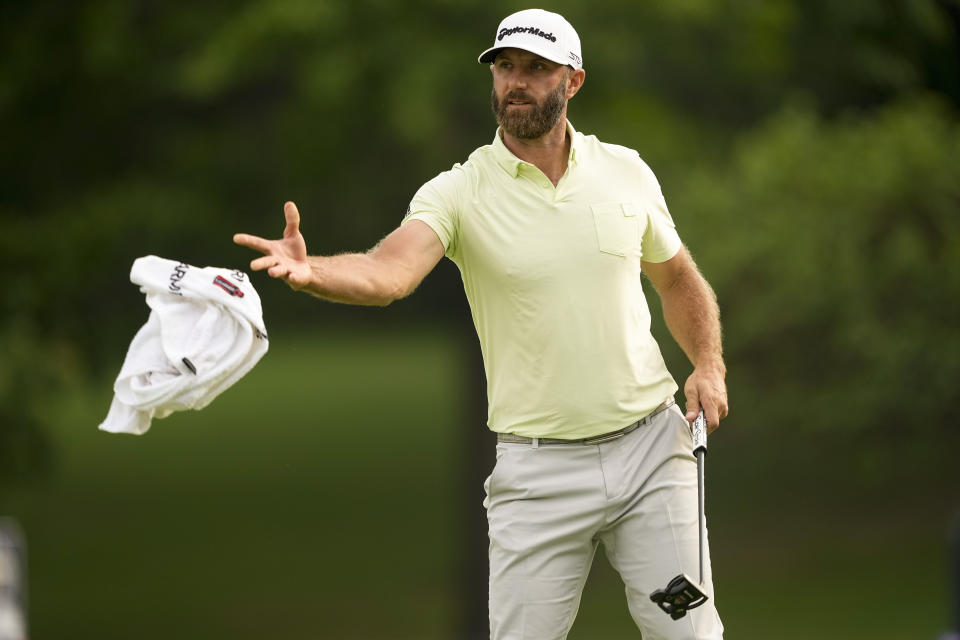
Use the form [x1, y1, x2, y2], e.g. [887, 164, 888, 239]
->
[692, 410, 707, 455]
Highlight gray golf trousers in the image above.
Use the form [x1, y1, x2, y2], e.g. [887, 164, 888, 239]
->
[484, 402, 724, 639]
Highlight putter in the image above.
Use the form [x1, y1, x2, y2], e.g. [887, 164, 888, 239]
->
[649, 409, 710, 620]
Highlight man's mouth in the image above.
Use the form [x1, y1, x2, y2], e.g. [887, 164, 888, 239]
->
[505, 93, 533, 106]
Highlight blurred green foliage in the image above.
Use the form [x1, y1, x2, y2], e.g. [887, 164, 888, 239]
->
[678, 97, 960, 434]
[2, 0, 959, 486]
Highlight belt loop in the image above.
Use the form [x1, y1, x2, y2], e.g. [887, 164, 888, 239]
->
[531, 437, 540, 449]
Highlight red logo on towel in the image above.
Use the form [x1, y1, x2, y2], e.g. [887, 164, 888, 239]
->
[213, 275, 244, 298]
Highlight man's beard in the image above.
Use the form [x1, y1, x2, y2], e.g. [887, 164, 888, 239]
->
[491, 76, 567, 140]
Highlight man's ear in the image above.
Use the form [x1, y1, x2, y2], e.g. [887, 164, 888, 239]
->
[566, 68, 586, 99]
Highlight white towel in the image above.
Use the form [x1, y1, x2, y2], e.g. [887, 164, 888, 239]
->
[99, 256, 269, 435]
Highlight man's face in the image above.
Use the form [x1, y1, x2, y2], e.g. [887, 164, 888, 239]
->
[490, 49, 571, 140]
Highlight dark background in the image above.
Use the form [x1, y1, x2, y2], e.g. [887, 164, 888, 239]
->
[2, 1, 959, 637]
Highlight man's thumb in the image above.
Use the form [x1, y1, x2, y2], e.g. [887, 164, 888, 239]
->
[283, 201, 301, 238]
[685, 389, 700, 421]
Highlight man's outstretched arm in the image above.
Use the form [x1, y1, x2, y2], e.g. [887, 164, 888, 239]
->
[233, 201, 445, 306]
[642, 246, 728, 431]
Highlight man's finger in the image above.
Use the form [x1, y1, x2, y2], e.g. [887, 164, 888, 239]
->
[234, 233, 271, 253]
[283, 201, 300, 239]
[286, 269, 310, 289]
[268, 264, 290, 279]
[250, 255, 279, 271]
[701, 397, 720, 430]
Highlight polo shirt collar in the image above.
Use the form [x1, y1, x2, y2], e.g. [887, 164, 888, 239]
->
[491, 120, 580, 178]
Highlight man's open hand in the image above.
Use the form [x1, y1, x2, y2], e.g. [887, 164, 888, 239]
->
[233, 202, 312, 289]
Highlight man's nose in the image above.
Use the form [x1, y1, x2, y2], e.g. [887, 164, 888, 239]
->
[505, 68, 530, 90]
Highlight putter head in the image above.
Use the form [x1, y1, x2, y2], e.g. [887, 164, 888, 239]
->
[650, 573, 708, 620]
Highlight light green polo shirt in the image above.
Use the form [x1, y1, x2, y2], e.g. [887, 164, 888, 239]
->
[403, 121, 682, 439]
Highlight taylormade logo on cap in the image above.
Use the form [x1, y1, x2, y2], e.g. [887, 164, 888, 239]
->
[498, 26, 557, 43]
[478, 9, 583, 70]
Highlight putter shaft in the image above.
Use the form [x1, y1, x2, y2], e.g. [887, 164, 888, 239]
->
[697, 448, 705, 584]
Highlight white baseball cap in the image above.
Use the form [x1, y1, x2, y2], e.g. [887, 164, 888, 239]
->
[477, 9, 583, 70]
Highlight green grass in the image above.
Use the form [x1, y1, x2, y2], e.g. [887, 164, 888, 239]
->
[2, 327, 954, 639]
[5, 329, 465, 639]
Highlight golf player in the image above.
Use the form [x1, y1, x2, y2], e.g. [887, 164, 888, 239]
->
[234, 9, 727, 639]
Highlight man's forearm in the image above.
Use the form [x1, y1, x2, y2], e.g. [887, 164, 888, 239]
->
[644, 247, 728, 425]
[285, 220, 443, 306]
[299, 252, 406, 306]
[659, 265, 725, 373]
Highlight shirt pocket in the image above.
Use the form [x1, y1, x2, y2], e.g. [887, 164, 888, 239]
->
[591, 202, 642, 257]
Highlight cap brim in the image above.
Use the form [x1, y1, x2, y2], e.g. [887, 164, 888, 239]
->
[477, 43, 572, 67]
[477, 47, 501, 64]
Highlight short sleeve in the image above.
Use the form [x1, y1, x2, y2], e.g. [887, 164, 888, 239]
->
[402, 166, 466, 260]
[638, 161, 682, 263]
